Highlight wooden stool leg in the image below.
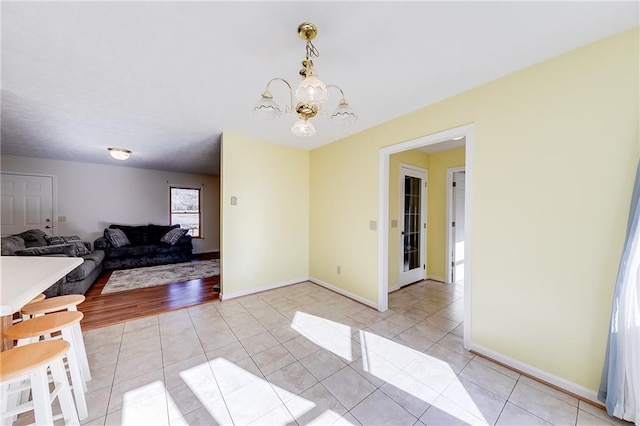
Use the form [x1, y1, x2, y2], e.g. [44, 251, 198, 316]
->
[49, 357, 79, 425]
[30, 367, 54, 426]
[61, 327, 88, 420]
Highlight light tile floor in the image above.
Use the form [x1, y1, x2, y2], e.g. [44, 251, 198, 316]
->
[20, 280, 631, 425]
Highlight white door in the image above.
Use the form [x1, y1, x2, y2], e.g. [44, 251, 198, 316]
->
[451, 171, 466, 283]
[1, 173, 54, 236]
[399, 165, 427, 286]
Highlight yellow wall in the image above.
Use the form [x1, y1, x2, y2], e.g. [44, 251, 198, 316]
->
[309, 28, 639, 392]
[309, 134, 379, 302]
[388, 150, 430, 289]
[427, 148, 466, 280]
[220, 134, 309, 297]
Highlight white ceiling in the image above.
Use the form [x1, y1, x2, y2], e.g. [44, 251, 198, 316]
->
[1, 2, 637, 176]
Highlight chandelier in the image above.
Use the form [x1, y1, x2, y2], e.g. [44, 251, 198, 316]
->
[253, 22, 357, 137]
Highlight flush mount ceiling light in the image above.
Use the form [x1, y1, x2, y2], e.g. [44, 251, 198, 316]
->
[253, 22, 357, 137]
[107, 147, 132, 161]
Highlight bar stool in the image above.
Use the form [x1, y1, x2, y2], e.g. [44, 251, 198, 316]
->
[21, 295, 91, 384]
[27, 294, 46, 304]
[21, 294, 85, 317]
[4, 311, 89, 420]
[0, 340, 79, 426]
[11, 294, 46, 325]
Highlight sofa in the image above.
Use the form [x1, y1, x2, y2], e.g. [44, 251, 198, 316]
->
[1, 229, 105, 297]
[94, 224, 192, 270]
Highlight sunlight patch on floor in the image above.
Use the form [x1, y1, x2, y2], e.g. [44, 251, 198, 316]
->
[360, 330, 487, 423]
[121, 381, 170, 425]
[291, 311, 353, 361]
[118, 309, 481, 425]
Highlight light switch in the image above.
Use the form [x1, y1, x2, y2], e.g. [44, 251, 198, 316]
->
[369, 221, 377, 231]
[58, 216, 67, 223]
[231, 196, 237, 205]
[391, 219, 398, 228]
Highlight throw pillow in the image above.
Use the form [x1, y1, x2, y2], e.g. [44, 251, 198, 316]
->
[15, 244, 77, 257]
[147, 224, 180, 244]
[62, 236, 91, 256]
[104, 228, 131, 248]
[108, 225, 148, 245]
[44, 235, 65, 245]
[161, 228, 188, 245]
[45, 235, 91, 256]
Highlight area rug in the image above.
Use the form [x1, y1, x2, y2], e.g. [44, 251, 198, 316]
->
[101, 259, 219, 294]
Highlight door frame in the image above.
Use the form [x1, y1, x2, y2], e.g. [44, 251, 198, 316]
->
[446, 166, 466, 284]
[378, 124, 473, 350]
[397, 164, 427, 288]
[1, 171, 58, 236]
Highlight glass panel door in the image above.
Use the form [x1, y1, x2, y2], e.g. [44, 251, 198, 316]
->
[403, 175, 422, 272]
[399, 165, 427, 287]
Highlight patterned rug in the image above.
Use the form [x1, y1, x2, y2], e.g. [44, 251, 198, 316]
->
[101, 259, 220, 294]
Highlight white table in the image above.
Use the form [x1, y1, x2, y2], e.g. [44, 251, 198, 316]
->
[1, 256, 83, 350]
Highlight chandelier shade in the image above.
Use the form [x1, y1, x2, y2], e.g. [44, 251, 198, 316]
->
[296, 75, 329, 105]
[331, 100, 358, 124]
[291, 119, 316, 137]
[253, 91, 282, 120]
[253, 22, 356, 137]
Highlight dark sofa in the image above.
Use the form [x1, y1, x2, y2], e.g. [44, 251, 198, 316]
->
[94, 224, 193, 270]
[1, 229, 104, 297]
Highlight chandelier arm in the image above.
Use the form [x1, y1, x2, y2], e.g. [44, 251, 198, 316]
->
[265, 78, 294, 113]
[326, 84, 346, 100]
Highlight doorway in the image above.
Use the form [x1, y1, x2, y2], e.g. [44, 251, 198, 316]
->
[378, 124, 473, 349]
[1, 173, 54, 236]
[447, 168, 466, 284]
[399, 165, 427, 287]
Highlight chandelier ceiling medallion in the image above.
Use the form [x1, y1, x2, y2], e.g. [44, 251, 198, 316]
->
[253, 22, 357, 137]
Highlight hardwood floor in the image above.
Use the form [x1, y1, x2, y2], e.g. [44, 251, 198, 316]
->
[80, 254, 220, 331]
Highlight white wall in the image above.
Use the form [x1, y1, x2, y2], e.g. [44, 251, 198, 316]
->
[1, 155, 220, 253]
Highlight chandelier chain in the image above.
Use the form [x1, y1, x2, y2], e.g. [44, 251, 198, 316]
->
[305, 41, 320, 60]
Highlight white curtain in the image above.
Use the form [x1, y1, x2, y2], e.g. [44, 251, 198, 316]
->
[599, 160, 640, 425]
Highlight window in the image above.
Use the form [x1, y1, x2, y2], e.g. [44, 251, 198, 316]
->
[170, 186, 201, 238]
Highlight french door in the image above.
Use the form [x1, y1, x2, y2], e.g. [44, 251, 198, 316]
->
[399, 165, 427, 286]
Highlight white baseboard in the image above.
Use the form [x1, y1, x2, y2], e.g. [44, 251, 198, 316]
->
[220, 277, 309, 301]
[427, 275, 446, 282]
[470, 343, 600, 404]
[309, 277, 378, 310]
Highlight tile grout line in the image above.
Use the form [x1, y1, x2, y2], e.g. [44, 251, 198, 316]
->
[100, 324, 125, 423]
[185, 303, 234, 424]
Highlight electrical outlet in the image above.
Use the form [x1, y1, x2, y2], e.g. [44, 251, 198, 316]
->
[58, 216, 67, 223]
[337, 265, 341, 274]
